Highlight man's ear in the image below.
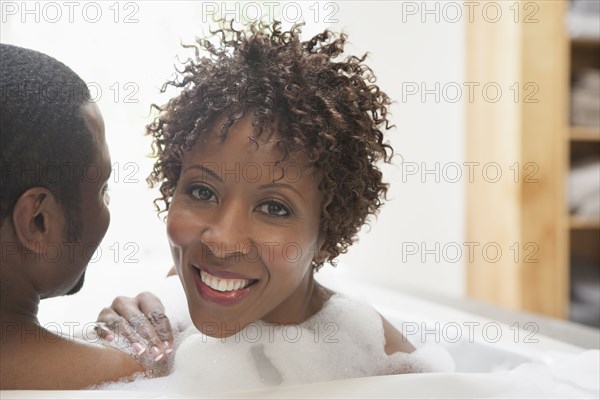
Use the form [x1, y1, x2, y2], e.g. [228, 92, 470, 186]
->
[12, 187, 65, 253]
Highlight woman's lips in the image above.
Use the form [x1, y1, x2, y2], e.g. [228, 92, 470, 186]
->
[194, 263, 255, 280]
[191, 265, 258, 306]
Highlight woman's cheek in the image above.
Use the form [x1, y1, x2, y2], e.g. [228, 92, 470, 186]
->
[259, 226, 314, 270]
[266, 238, 314, 272]
[166, 203, 201, 248]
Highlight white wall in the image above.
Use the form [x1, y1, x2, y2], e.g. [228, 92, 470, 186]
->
[0, 1, 465, 324]
[326, 3, 465, 298]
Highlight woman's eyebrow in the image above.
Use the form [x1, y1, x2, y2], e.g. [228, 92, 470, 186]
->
[258, 182, 305, 201]
[185, 164, 222, 182]
[185, 164, 306, 200]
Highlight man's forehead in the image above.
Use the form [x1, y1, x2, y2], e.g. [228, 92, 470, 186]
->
[81, 102, 105, 142]
[79, 102, 111, 181]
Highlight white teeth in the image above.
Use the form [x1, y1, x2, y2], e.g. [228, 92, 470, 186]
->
[199, 270, 252, 292]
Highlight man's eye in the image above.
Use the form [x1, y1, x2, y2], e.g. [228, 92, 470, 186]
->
[190, 185, 216, 202]
[258, 201, 291, 217]
[102, 185, 110, 205]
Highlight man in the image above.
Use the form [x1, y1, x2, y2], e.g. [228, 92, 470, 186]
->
[0, 43, 160, 389]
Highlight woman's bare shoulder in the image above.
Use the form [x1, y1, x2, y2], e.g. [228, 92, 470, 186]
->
[314, 286, 416, 356]
[380, 315, 416, 355]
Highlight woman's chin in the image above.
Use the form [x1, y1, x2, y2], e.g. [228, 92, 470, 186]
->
[192, 317, 249, 339]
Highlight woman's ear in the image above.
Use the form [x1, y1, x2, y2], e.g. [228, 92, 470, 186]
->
[12, 187, 65, 253]
[313, 234, 330, 265]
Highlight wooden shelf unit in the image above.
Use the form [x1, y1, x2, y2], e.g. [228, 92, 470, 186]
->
[569, 35, 600, 237]
[466, 1, 599, 321]
[570, 126, 600, 142]
[570, 217, 600, 230]
[568, 32, 600, 326]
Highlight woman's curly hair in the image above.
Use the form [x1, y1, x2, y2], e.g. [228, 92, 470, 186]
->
[147, 20, 394, 267]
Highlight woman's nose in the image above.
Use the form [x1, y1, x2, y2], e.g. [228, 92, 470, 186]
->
[200, 199, 252, 260]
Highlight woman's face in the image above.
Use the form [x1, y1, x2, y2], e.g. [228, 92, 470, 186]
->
[167, 115, 324, 337]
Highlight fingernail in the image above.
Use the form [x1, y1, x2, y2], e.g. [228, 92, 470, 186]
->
[151, 346, 163, 361]
[132, 342, 146, 356]
[105, 334, 115, 342]
[163, 341, 173, 354]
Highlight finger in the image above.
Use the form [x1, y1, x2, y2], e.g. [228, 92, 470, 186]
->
[109, 296, 155, 342]
[98, 305, 149, 350]
[114, 308, 169, 362]
[109, 295, 171, 362]
[148, 311, 174, 355]
[138, 292, 175, 345]
[107, 294, 176, 362]
[107, 316, 152, 357]
[93, 322, 115, 342]
[128, 313, 167, 361]
[96, 307, 126, 341]
[97, 306, 120, 325]
[109, 295, 136, 316]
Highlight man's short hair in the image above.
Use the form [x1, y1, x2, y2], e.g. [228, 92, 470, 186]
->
[0, 43, 96, 241]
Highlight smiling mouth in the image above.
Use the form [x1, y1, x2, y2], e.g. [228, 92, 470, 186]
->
[199, 269, 257, 292]
[191, 265, 259, 306]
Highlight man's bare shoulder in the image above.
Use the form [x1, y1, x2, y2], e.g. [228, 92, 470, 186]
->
[1, 328, 144, 390]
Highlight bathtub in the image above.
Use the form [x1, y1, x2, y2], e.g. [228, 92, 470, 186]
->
[2, 268, 599, 399]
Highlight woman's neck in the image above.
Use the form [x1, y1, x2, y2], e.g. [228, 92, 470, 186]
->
[261, 273, 333, 325]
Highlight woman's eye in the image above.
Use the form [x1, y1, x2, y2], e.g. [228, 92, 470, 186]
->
[258, 201, 291, 217]
[190, 185, 216, 202]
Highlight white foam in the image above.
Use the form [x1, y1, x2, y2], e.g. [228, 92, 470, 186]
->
[102, 293, 451, 395]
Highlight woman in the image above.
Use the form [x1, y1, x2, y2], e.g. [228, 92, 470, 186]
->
[97, 21, 429, 392]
